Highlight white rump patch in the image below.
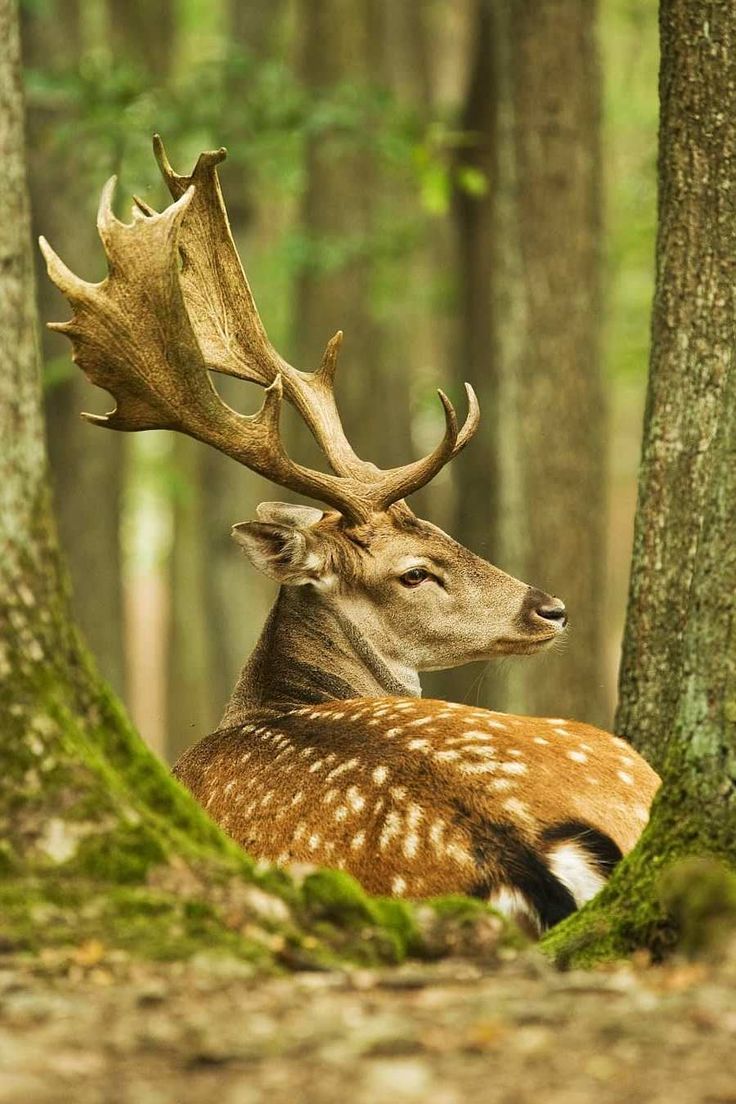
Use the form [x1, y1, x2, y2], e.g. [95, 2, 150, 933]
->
[547, 842, 606, 907]
[489, 886, 539, 933]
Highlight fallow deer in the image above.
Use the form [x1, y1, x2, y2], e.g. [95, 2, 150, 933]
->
[42, 136, 659, 934]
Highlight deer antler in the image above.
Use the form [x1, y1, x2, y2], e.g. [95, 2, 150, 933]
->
[41, 136, 479, 523]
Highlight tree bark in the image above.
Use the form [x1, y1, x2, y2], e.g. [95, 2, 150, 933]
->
[292, 0, 412, 472]
[21, 0, 126, 694]
[544, 0, 736, 965]
[450, 0, 607, 725]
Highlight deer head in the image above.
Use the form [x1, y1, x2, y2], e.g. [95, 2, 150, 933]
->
[41, 136, 566, 700]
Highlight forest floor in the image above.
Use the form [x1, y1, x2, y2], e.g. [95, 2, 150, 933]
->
[1, 941, 736, 1104]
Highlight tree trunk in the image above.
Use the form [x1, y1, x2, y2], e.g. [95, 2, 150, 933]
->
[21, 0, 126, 694]
[450, 0, 607, 725]
[292, 0, 412, 471]
[167, 0, 289, 759]
[544, 0, 736, 965]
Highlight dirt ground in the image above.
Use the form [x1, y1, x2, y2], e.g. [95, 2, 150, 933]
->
[1, 944, 735, 1104]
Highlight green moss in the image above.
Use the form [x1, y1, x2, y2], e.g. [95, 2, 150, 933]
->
[67, 823, 167, 884]
[659, 857, 736, 958]
[300, 869, 376, 926]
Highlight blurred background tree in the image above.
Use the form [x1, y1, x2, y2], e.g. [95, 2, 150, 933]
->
[20, 0, 658, 759]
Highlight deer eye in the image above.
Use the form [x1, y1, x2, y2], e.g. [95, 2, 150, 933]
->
[399, 568, 430, 588]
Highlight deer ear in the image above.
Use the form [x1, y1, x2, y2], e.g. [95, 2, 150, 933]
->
[255, 501, 325, 527]
[231, 521, 327, 585]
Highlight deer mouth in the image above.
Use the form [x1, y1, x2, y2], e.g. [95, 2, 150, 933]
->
[493, 631, 562, 655]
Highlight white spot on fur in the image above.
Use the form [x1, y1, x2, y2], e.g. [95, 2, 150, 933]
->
[390, 785, 408, 801]
[567, 750, 588, 763]
[392, 876, 407, 895]
[406, 716, 434, 728]
[308, 833, 320, 851]
[429, 820, 446, 849]
[351, 830, 366, 850]
[434, 749, 461, 761]
[290, 790, 304, 806]
[326, 758, 359, 781]
[490, 777, 514, 792]
[335, 805, 348, 822]
[617, 770, 634, 785]
[503, 797, 530, 820]
[446, 842, 473, 867]
[372, 765, 389, 785]
[380, 811, 402, 850]
[463, 730, 494, 742]
[385, 727, 403, 739]
[507, 748, 524, 758]
[308, 760, 324, 773]
[485, 718, 508, 730]
[408, 738, 430, 751]
[499, 761, 527, 775]
[533, 736, 550, 746]
[460, 761, 497, 775]
[322, 788, 338, 805]
[403, 833, 419, 859]
[346, 786, 365, 813]
[548, 843, 606, 907]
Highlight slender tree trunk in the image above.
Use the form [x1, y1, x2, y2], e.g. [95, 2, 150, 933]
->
[21, 0, 125, 694]
[292, 0, 412, 470]
[451, 0, 606, 725]
[544, 0, 736, 965]
[167, 1, 289, 760]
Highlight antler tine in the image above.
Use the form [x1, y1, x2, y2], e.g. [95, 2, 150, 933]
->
[368, 384, 480, 512]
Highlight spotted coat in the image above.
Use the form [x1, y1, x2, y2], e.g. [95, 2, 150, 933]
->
[174, 696, 660, 931]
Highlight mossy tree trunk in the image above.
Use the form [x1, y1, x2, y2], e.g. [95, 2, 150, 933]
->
[0, 0, 243, 953]
[544, 0, 736, 966]
[21, 0, 126, 695]
[449, 0, 607, 726]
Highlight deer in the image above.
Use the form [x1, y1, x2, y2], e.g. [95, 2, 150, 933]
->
[41, 136, 660, 935]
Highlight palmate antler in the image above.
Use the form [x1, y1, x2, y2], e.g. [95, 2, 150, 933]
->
[40, 135, 479, 524]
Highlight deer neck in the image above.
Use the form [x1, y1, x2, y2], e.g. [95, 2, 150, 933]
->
[220, 587, 420, 725]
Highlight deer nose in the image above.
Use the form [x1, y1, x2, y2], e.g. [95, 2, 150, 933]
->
[525, 589, 568, 629]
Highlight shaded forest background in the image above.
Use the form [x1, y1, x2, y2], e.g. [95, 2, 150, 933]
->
[21, 0, 658, 762]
